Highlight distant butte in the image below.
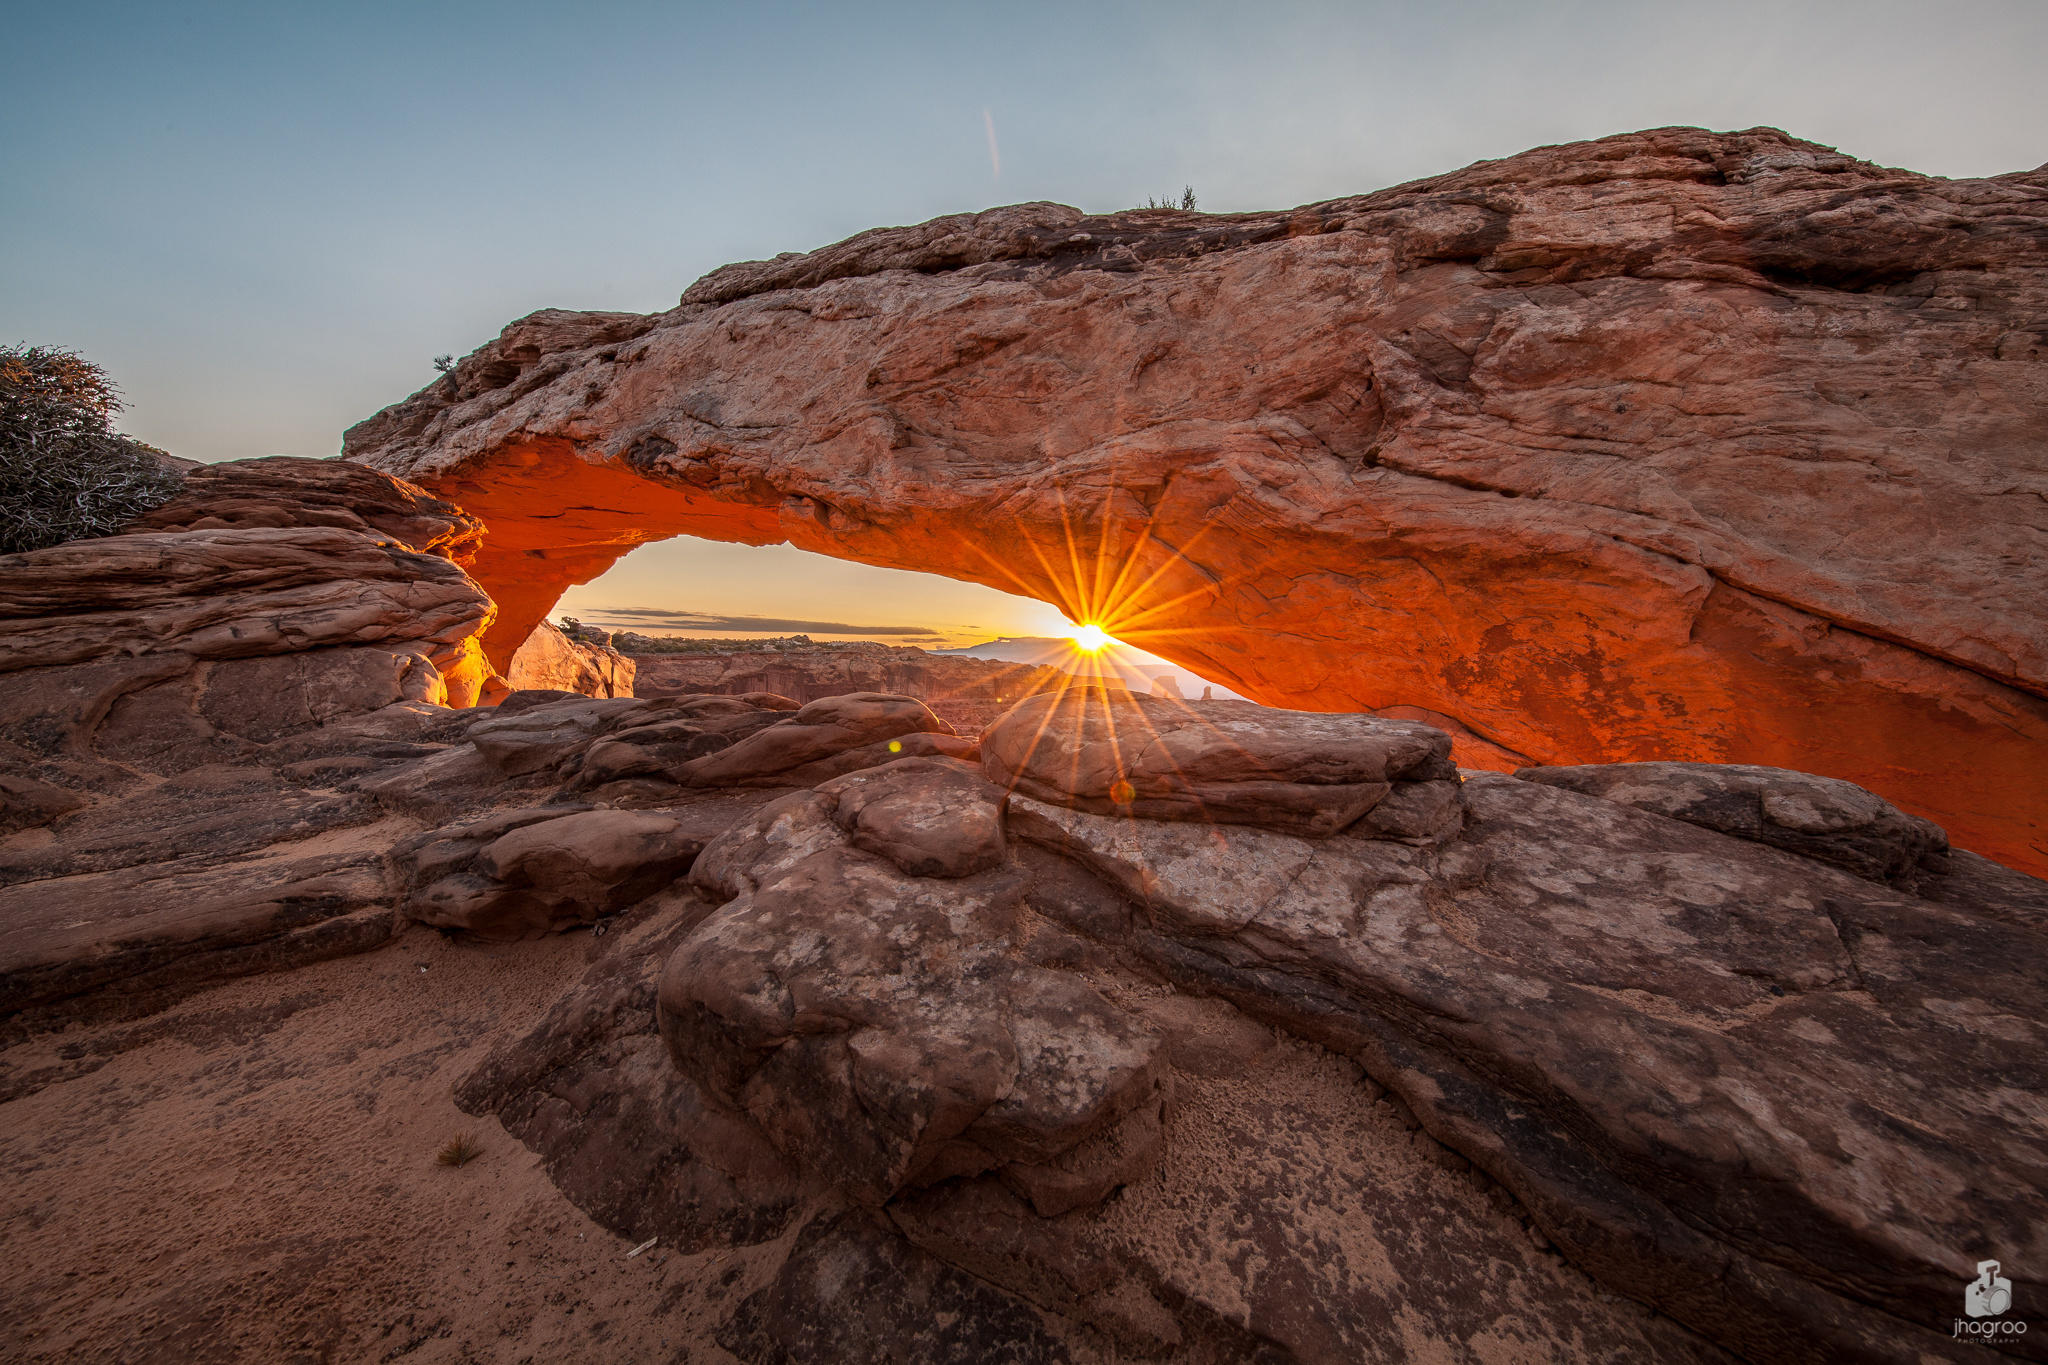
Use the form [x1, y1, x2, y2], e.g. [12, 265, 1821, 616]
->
[343, 126, 2048, 874]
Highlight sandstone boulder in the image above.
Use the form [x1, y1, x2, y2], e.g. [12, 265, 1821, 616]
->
[671, 692, 964, 788]
[1519, 760, 1950, 884]
[463, 695, 663, 776]
[817, 757, 1006, 878]
[663, 778, 1168, 1213]
[982, 691, 1461, 837]
[570, 696, 790, 790]
[504, 621, 634, 698]
[451, 891, 803, 1252]
[396, 806, 703, 939]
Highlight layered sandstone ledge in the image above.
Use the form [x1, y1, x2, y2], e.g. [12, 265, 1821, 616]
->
[342, 126, 2048, 873]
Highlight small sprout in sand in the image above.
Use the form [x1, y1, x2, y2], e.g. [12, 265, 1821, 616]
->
[436, 1132, 484, 1167]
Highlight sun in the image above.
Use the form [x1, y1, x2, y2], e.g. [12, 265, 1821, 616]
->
[1069, 623, 1112, 653]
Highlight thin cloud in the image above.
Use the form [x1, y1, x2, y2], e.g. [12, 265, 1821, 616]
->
[576, 606, 949, 637]
[983, 108, 1000, 181]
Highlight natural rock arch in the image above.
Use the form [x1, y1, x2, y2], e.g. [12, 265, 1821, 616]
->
[346, 127, 2048, 874]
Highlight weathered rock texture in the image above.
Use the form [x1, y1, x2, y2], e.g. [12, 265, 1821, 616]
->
[982, 691, 1463, 836]
[627, 638, 1069, 715]
[505, 621, 634, 697]
[453, 693, 2047, 1364]
[663, 761, 1171, 1215]
[0, 460, 567, 1020]
[343, 128, 2048, 874]
[0, 455, 494, 705]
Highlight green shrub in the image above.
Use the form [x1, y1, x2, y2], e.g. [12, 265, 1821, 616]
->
[0, 344, 186, 556]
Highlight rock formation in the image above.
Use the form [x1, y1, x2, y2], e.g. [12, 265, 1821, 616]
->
[7, 126, 2047, 1364]
[453, 689, 2048, 1364]
[505, 621, 634, 697]
[3, 446, 2042, 1360]
[341, 127, 2048, 875]
[0, 458, 500, 1020]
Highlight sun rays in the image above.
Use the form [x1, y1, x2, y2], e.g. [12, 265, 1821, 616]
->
[935, 477, 1272, 825]
[948, 476, 1238, 662]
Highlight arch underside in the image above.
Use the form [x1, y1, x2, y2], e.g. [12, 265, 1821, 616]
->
[413, 435, 2048, 877]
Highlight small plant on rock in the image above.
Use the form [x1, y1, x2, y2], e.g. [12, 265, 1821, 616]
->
[436, 1131, 484, 1167]
[433, 354, 455, 374]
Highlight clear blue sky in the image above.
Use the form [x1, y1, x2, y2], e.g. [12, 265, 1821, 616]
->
[6, 0, 2043, 644]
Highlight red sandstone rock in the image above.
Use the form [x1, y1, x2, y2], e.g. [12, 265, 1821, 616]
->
[1006, 773, 2048, 1362]
[397, 806, 703, 940]
[982, 690, 1462, 836]
[1519, 760, 1949, 884]
[0, 458, 504, 1017]
[504, 622, 634, 698]
[661, 774, 1168, 1212]
[817, 757, 1007, 879]
[441, 698, 2045, 1363]
[669, 692, 958, 788]
[626, 639, 1069, 719]
[126, 454, 484, 564]
[344, 127, 2048, 873]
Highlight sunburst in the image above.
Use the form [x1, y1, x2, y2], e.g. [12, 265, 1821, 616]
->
[936, 477, 1271, 825]
[1068, 623, 1112, 653]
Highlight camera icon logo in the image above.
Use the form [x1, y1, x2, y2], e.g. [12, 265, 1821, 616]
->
[1967, 1260, 2015, 1319]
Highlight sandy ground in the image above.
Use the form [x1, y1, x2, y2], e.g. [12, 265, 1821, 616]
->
[0, 912, 1725, 1364]
[0, 926, 781, 1365]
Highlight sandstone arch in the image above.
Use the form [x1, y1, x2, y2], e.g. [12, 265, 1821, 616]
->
[346, 127, 2048, 874]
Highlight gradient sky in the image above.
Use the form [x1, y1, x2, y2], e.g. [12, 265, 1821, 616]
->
[7, 0, 2044, 644]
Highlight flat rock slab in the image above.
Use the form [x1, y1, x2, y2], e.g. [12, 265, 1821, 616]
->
[0, 817, 411, 1021]
[887, 1031, 1735, 1363]
[0, 771, 375, 888]
[982, 692, 1461, 838]
[1519, 760, 1949, 884]
[1010, 776, 2048, 1362]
